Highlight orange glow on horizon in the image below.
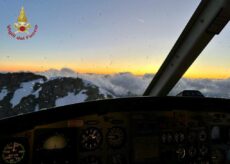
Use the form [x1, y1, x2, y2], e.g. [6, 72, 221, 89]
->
[1, 65, 230, 79]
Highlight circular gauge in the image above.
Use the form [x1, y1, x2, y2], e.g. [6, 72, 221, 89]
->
[111, 154, 127, 164]
[80, 156, 101, 164]
[211, 148, 224, 164]
[188, 131, 196, 143]
[167, 133, 173, 143]
[176, 146, 186, 159]
[199, 144, 208, 156]
[81, 127, 103, 151]
[43, 135, 67, 150]
[188, 146, 197, 158]
[106, 127, 126, 148]
[2, 142, 25, 164]
[198, 130, 207, 142]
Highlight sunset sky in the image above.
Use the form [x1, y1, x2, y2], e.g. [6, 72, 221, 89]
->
[0, 0, 229, 78]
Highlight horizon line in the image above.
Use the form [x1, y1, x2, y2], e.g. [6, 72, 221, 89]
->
[0, 68, 229, 80]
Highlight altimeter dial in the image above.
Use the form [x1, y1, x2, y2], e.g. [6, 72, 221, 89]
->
[106, 127, 126, 148]
[2, 142, 25, 164]
[81, 127, 103, 151]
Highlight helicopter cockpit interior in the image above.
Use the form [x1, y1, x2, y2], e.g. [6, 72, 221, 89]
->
[0, 0, 230, 164]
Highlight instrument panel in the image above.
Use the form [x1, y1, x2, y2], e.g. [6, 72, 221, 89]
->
[1, 110, 230, 164]
[1, 97, 230, 163]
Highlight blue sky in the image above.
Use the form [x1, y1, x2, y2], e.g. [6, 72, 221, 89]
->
[0, 0, 229, 77]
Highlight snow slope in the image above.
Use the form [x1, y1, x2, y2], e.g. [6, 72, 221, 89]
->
[0, 88, 8, 101]
[55, 90, 88, 107]
[10, 79, 44, 108]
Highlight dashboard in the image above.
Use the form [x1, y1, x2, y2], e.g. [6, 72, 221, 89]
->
[1, 97, 230, 164]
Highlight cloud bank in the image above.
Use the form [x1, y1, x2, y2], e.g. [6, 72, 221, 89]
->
[38, 68, 152, 96]
[38, 68, 230, 99]
[169, 78, 230, 98]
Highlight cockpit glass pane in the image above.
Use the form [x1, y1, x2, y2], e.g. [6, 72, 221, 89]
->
[170, 24, 230, 98]
[0, 0, 200, 119]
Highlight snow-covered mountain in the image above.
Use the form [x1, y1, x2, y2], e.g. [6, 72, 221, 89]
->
[1, 68, 230, 119]
[38, 68, 152, 97]
[0, 72, 114, 118]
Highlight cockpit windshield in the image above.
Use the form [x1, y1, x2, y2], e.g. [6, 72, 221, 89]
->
[170, 24, 230, 98]
[0, 0, 229, 119]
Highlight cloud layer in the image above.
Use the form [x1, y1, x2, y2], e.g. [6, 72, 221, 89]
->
[38, 68, 230, 99]
[170, 78, 230, 98]
[38, 68, 152, 96]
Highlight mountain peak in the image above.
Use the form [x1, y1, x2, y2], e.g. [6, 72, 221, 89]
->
[0, 72, 115, 119]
